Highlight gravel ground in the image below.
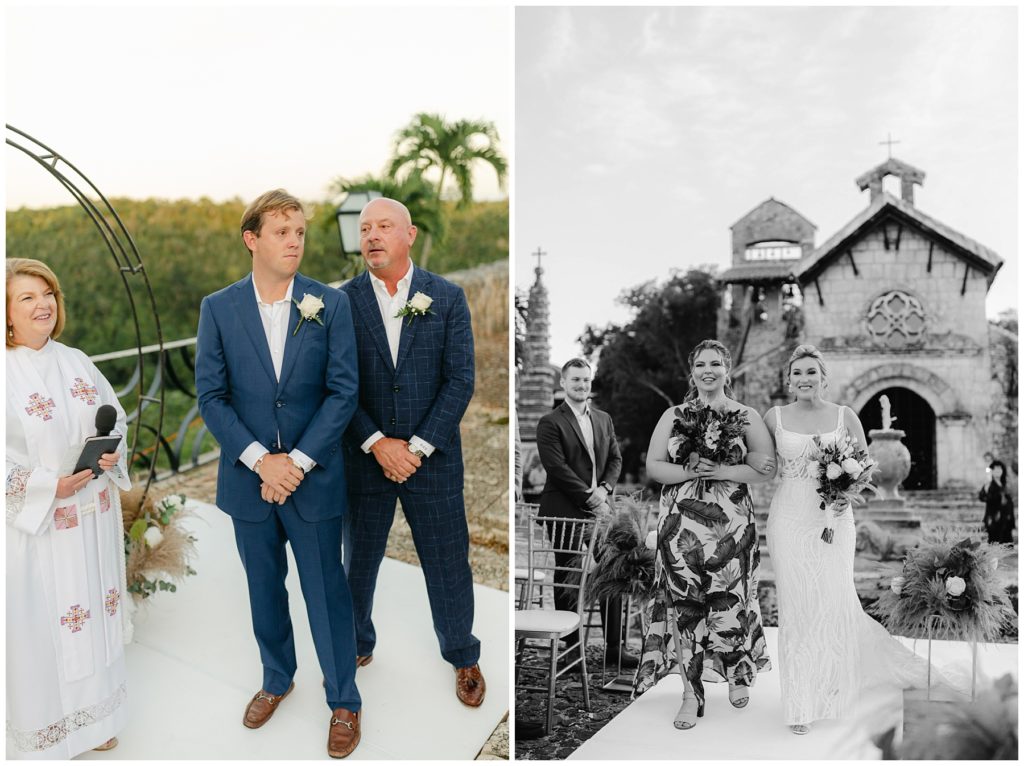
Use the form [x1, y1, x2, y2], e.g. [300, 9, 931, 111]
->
[153, 329, 510, 759]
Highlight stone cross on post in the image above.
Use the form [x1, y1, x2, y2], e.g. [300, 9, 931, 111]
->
[532, 246, 547, 273]
[879, 133, 901, 159]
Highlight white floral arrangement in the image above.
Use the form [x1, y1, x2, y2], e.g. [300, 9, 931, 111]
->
[292, 293, 325, 336]
[122, 490, 197, 600]
[395, 291, 434, 324]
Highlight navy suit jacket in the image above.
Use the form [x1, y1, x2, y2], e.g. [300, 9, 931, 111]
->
[536, 401, 622, 520]
[341, 267, 474, 495]
[195, 272, 359, 522]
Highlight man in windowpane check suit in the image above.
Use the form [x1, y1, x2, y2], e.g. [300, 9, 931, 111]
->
[536, 357, 637, 669]
[340, 197, 485, 707]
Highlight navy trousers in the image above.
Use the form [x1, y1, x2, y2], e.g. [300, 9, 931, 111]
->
[232, 502, 361, 712]
[343, 488, 481, 668]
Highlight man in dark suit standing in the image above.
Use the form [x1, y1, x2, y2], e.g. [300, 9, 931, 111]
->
[196, 189, 362, 758]
[536, 357, 634, 667]
[340, 197, 485, 707]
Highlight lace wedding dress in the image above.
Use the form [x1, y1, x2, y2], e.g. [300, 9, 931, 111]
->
[766, 405, 951, 727]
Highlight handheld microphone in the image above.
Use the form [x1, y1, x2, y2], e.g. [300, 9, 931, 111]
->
[72, 405, 121, 476]
[95, 404, 117, 437]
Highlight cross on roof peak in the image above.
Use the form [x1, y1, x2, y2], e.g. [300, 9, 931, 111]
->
[532, 246, 547, 271]
[879, 132, 901, 159]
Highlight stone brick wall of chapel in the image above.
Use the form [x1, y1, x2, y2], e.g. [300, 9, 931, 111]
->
[802, 226, 990, 347]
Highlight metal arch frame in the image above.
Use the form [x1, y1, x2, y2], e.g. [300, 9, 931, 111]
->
[6, 124, 166, 495]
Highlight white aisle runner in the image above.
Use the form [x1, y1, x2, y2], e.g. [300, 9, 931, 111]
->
[77, 500, 508, 760]
[569, 626, 1017, 760]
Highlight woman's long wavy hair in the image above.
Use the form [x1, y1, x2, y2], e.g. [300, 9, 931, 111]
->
[684, 339, 736, 401]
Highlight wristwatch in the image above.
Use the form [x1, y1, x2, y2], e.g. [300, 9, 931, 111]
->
[253, 455, 266, 474]
[599, 481, 613, 494]
[409, 445, 426, 459]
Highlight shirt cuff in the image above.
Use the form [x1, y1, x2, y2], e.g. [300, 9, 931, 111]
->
[240, 442, 270, 473]
[409, 436, 435, 457]
[361, 432, 385, 454]
[288, 449, 316, 473]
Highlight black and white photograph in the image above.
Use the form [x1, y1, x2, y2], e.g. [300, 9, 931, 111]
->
[513, 5, 1018, 760]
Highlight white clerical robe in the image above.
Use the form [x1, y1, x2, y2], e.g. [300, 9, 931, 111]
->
[6, 340, 132, 759]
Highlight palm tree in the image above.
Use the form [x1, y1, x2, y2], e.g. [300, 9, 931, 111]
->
[330, 171, 445, 268]
[387, 113, 508, 208]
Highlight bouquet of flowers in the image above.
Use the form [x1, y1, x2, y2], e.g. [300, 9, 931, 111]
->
[666, 401, 749, 494]
[808, 433, 878, 543]
[872, 535, 1015, 642]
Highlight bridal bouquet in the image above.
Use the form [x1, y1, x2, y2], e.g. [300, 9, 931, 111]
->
[808, 434, 877, 543]
[667, 401, 748, 494]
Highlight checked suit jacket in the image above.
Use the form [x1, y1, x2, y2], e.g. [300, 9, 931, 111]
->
[195, 272, 359, 522]
[536, 401, 622, 520]
[341, 267, 474, 495]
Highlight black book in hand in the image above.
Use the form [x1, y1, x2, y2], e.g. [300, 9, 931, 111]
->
[73, 434, 123, 477]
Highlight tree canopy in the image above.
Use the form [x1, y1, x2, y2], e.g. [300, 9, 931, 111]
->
[388, 112, 507, 207]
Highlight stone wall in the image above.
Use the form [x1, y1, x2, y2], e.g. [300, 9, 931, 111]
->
[802, 225, 989, 346]
[988, 324, 1019, 478]
[730, 198, 816, 264]
[801, 223, 992, 486]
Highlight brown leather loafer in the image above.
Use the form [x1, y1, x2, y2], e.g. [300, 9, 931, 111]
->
[327, 708, 360, 758]
[243, 681, 294, 729]
[455, 664, 486, 707]
[93, 737, 118, 751]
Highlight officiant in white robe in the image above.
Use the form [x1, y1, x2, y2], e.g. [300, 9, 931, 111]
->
[6, 259, 132, 759]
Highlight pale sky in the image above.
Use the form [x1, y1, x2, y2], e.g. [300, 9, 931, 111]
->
[5, 5, 511, 209]
[516, 6, 1018, 366]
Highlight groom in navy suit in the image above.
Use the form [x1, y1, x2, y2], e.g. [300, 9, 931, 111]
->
[341, 197, 485, 707]
[196, 189, 362, 758]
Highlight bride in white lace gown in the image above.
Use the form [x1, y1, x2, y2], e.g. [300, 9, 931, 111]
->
[764, 345, 950, 735]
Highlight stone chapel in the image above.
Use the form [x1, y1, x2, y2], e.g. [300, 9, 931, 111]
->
[718, 158, 1015, 489]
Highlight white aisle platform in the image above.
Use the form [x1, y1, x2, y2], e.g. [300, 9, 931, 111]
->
[569, 627, 1018, 760]
[77, 500, 508, 760]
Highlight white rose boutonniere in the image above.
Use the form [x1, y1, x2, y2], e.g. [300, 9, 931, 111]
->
[396, 291, 434, 325]
[293, 293, 326, 336]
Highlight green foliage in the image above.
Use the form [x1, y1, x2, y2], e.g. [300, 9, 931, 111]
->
[432, 199, 508, 274]
[388, 112, 507, 206]
[128, 518, 148, 542]
[578, 268, 720, 477]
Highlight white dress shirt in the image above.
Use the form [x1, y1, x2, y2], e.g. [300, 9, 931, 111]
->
[238, 277, 316, 474]
[566, 399, 597, 490]
[360, 261, 435, 457]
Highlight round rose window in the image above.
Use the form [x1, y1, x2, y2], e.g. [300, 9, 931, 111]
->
[865, 290, 926, 348]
